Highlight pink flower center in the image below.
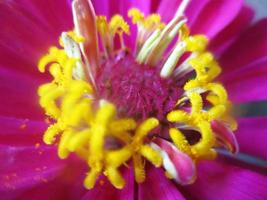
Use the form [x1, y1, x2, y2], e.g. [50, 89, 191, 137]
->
[96, 53, 183, 120]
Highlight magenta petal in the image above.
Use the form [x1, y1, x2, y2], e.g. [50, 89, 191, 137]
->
[211, 120, 239, 154]
[0, 116, 46, 146]
[209, 6, 254, 56]
[92, 0, 152, 18]
[191, 0, 242, 39]
[221, 58, 267, 103]
[157, 0, 182, 22]
[0, 0, 72, 76]
[186, 0, 211, 27]
[152, 139, 196, 185]
[15, 161, 87, 200]
[0, 68, 45, 120]
[139, 166, 185, 200]
[183, 160, 267, 200]
[0, 145, 65, 192]
[91, 0, 110, 16]
[219, 19, 267, 74]
[81, 168, 134, 200]
[235, 117, 267, 160]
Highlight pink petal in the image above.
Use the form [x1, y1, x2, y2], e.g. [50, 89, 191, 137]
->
[211, 120, 239, 154]
[191, 0, 243, 39]
[157, 0, 182, 23]
[222, 58, 267, 103]
[219, 19, 267, 74]
[186, 0, 211, 27]
[0, 116, 46, 146]
[0, 67, 45, 120]
[182, 160, 267, 200]
[0, 0, 72, 76]
[91, 0, 110, 16]
[72, 0, 100, 80]
[235, 117, 267, 160]
[16, 160, 87, 200]
[138, 166, 186, 200]
[92, 0, 152, 18]
[152, 139, 196, 185]
[81, 168, 134, 200]
[209, 6, 254, 56]
[0, 145, 65, 192]
[157, 0, 211, 25]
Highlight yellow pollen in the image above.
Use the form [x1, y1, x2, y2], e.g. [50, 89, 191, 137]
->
[128, 8, 145, 24]
[109, 15, 130, 35]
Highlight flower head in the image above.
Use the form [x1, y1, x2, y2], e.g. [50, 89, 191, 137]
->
[1, 0, 267, 199]
[38, 0, 239, 190]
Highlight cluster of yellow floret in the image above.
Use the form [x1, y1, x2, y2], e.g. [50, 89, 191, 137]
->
[37, 9, 236, 189]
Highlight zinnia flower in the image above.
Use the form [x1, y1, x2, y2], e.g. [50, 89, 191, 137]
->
[1, 0, 267, 199]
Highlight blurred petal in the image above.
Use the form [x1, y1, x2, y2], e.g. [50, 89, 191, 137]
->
[190, 0, 243, 39]
[183, 160, 267, 200]
[0, 68, 45, 120]
[222, 58, 267, 103]
[219, 19, 267, 74]
[0, 0, 72, 76]
[0, 116, 46, 146]
[235, 117, 267, 160]
[211, 120, 239, 154]
[138, 166, 186, 200]
[209, 6, 254, 55]
[0, 145, 65, 192]
[157, 0, 182, 22]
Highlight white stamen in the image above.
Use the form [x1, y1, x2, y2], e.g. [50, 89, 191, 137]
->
[173, 53, 196, 78]
[160, 42, 186, 78]
[175, 0, 191, 18]
[145, 19, 187, 65]
[137, 29, 161, 62]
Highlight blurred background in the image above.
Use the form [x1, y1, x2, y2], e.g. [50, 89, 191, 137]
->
[246, 0, 267, 21]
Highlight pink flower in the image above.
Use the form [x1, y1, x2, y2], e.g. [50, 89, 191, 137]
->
[1, 0, 267, 200]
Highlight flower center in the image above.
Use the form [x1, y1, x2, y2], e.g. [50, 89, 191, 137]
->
[37, 0, 239, 190]
[96, 53, 182, 120]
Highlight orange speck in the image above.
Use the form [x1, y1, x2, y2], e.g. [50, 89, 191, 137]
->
[99, 180, 105, 186]
[20, 123, 27, 129]
[35, 143, 41, 149]
[45, 117, 52, 124]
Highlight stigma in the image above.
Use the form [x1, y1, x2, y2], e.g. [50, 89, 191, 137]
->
[37, 0, 238, 189]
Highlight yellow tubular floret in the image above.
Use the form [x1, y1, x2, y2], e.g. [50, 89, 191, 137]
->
[133, 154, 146, 183]
[128, 8, 144, 24]
[109, 15, 130, 36]
[169, 128, 193, 157]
